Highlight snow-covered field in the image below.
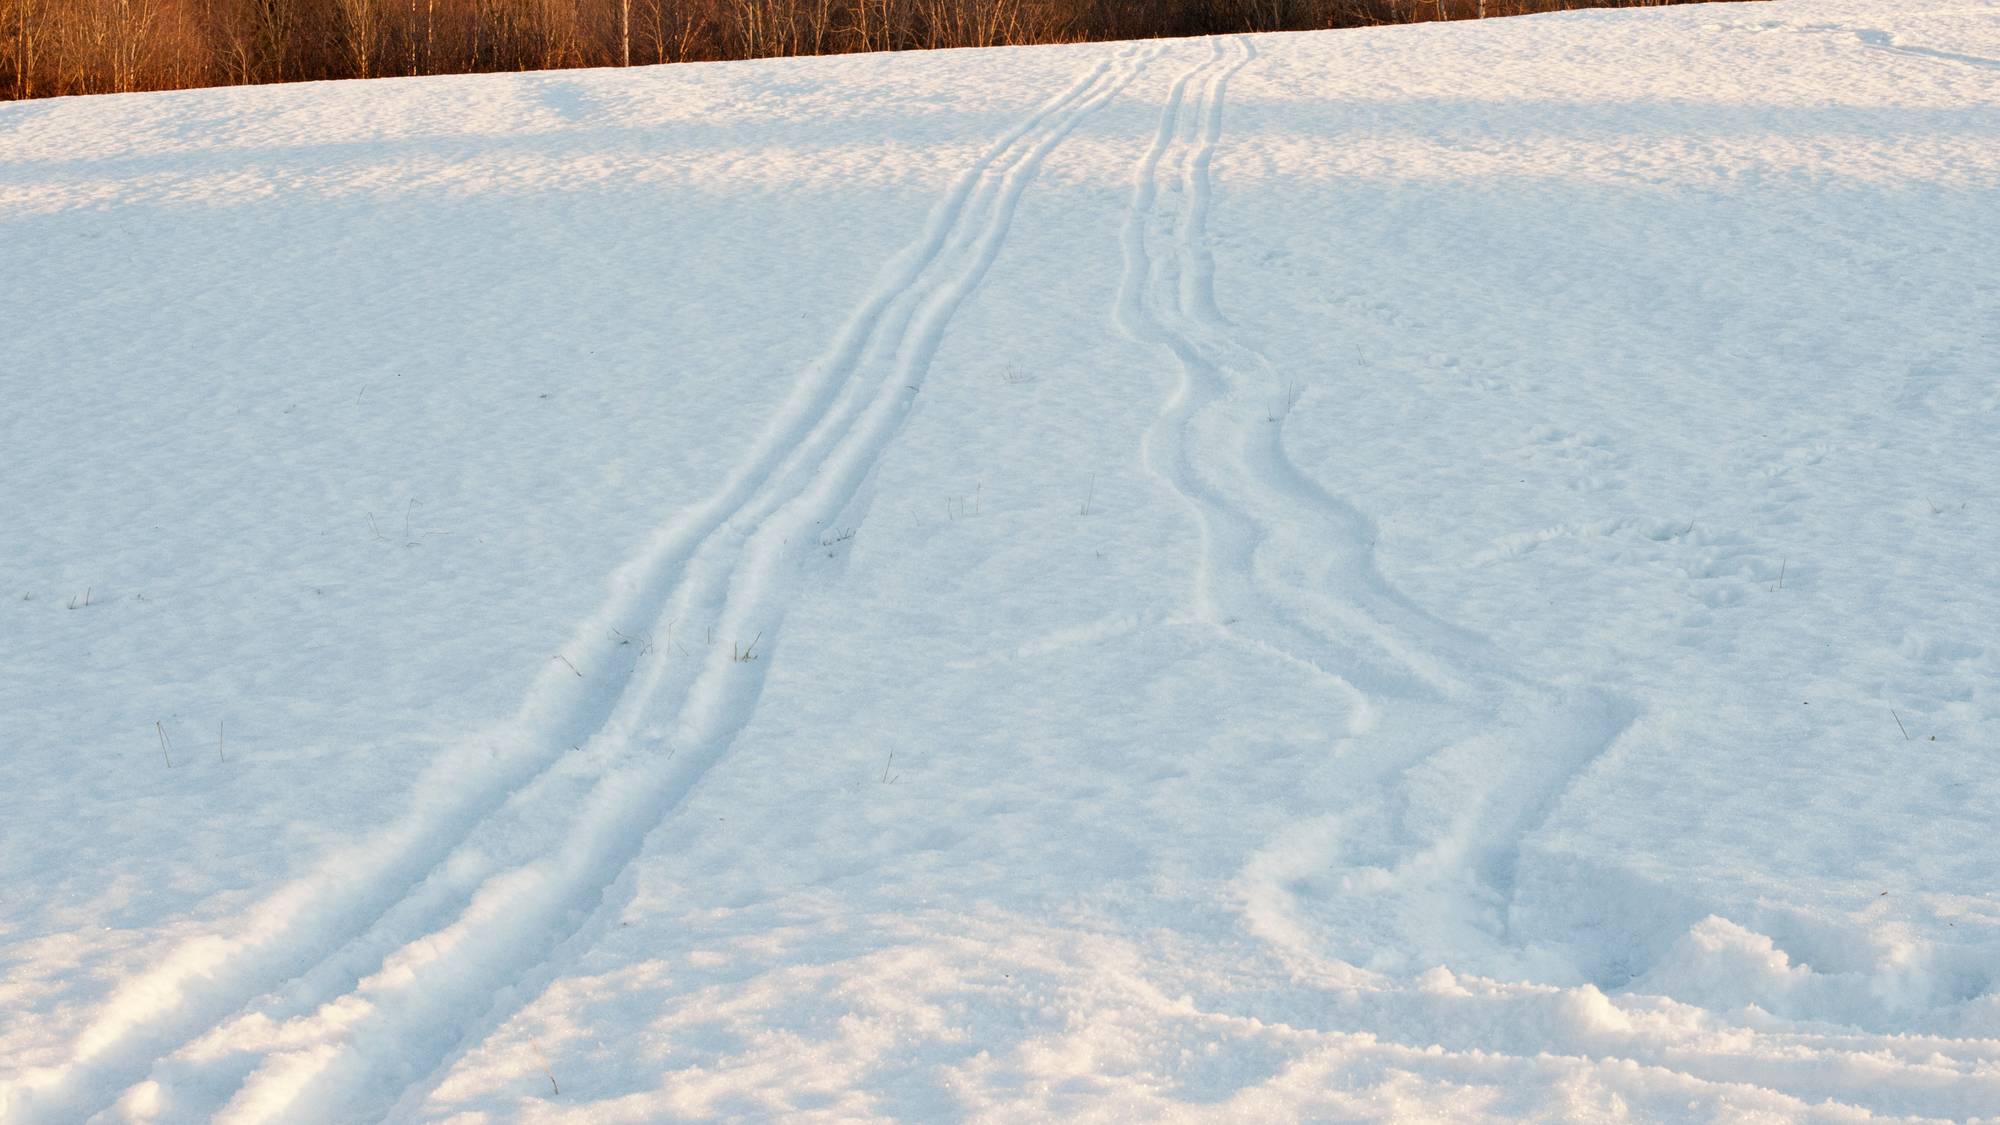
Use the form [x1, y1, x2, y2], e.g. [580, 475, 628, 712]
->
[4, 0, 1998, 1119]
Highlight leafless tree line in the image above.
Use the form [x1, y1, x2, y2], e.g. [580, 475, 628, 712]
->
[2, 0, 1718, 100]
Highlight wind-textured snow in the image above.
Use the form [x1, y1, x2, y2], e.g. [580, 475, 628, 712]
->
[3, 1, 1998, 1120]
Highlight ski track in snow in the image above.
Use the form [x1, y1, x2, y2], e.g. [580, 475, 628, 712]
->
[1113, 35, 1638, 984]
[1099, 37, 2000, 1118]
[9, 44, 1161, 1125]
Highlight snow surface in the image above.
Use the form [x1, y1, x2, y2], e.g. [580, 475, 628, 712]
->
[3, 0, 1999, 1119]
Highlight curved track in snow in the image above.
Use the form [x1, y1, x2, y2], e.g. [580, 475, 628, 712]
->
[1112, 35, 1636, 983]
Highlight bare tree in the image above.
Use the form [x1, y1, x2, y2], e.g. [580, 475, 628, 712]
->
[4, 0, 51, 97]
[335, 0, 380, 76]
[109, 0, 163, 91]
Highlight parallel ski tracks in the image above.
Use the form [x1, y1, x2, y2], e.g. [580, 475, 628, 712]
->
[12, 44, 1158, 1125]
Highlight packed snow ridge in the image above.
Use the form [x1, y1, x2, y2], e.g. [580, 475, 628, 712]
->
[3, 1, 1997, 1120]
